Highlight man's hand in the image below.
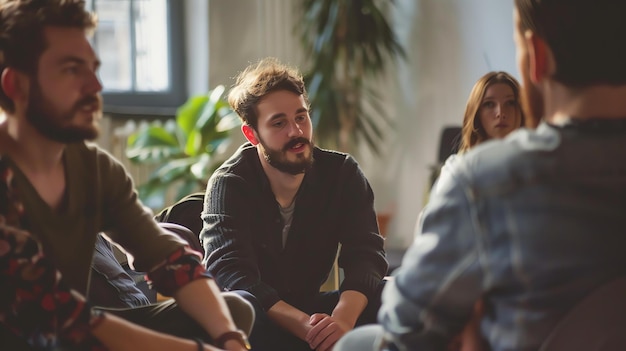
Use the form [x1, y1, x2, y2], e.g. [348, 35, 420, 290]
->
[447, 300, 486, 351]
[305, 313, 351, 351]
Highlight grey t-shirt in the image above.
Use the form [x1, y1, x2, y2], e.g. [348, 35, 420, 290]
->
[279, 201, 296, 248]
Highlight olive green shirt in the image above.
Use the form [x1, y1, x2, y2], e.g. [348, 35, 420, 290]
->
[8, 142, 186, 295]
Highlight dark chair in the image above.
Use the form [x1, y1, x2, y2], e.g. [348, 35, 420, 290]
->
[154, 192, 205, 257]
[158, 222, 204, 257]
[90, 195, 208, 306]
[437, 126, 462, 164]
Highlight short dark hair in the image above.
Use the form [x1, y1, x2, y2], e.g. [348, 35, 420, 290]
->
[0, 0, 96, 112]
[228, 57, 309, 129]
[515, 0, 626, 87]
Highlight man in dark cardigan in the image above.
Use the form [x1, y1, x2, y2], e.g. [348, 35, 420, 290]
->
[201, 57, 388, 351]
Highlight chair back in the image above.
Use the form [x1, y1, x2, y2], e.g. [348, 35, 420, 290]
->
[155, 192, 205, 256]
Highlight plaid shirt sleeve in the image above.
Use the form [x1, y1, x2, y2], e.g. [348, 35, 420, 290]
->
[146, 246, 213, 297]
[378, 156, 485, 350]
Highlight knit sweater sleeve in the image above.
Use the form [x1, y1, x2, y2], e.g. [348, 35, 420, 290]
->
[336, 155, 388, 300]
[201, 170, 280, 310]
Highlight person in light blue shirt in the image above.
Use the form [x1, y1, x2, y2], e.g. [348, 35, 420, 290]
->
[336, 0, 626, 350]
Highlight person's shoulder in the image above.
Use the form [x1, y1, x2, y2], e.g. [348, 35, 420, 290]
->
[74, 142, 125, 169]
[312, 146, 358, 168]
[71, 141, 112, 157]
[211, 142, 258, 178]
[445, 125, 562, 191]
[308, 147, 369, 188]
[66, 143, 136, 187]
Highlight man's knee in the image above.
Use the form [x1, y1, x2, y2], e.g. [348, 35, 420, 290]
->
[221, 291, 255, 335]
[335, 324, 385, 351]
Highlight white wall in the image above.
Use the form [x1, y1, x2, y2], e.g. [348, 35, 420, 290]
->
[202, 0, 517, 250]
[375, 0, 518, 249]
[207, 0, 304, 88]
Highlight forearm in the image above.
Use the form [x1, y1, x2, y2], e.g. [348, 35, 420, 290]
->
[305, 291, 368, 350]
[267, 300, 312, 340]
[332, 290, 368, 328]
[174, 278, 240, 339]
[339, 171, 389, 297]
[148, 245, 243, 338]
[92, 312, 223, 351]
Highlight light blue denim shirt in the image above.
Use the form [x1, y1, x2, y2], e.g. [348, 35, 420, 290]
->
[379, 121, 626, 351]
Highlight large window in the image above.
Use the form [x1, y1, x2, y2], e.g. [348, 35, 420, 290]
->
[86, 0, 185, 115]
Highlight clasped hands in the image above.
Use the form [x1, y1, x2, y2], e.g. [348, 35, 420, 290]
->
[305, 313, 352, 351]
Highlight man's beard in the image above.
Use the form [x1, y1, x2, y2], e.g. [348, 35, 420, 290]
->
[26, 80, 101, 143]
[520, 57, 545, 129]
[260, 136, 314, 175]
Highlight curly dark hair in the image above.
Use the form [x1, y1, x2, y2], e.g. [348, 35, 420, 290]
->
[228, 57, 309, 130]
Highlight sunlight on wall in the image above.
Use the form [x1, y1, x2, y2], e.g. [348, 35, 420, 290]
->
[385, 0, 516, 249]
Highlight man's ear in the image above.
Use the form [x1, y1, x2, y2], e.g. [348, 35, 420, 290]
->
[524, 30, 554, 84]
[241, 124, 259, 145]
[1, 68, 27, 103]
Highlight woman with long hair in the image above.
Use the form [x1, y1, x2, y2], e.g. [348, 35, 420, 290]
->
[458, 71, 525, 153]
[446, 71, 525, 351]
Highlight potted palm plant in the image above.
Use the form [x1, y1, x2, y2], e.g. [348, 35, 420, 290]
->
[299, 1, 405, 288]
[299, 0, 405, 155]
[125, 85, 240, 209]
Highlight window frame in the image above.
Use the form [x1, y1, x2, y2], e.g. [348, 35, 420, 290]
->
[90, 0, 186, 116]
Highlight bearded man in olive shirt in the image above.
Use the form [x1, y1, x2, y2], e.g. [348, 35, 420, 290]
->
[201, 58, 388, 351]
[0, 1, 252, 350]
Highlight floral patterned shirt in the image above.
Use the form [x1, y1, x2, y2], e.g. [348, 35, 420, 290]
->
[0, 153, 211, 350]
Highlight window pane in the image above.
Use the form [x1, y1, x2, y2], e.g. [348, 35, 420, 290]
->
[93, 0, 133, 91]
[86, 0, 182, 111]
[134, 0, 170, 92]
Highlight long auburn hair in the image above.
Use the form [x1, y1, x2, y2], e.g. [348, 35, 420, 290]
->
[458, 71, 525, 153]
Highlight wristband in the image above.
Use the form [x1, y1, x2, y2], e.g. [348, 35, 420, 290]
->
[194, 338, 204, 351]
[89, 308, 105, 330]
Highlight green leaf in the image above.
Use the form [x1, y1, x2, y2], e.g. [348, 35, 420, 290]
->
[175, 180, 203, 205]
[128, 125, 178, 148]
[195, 85, 226, 130]
[298, 0, 405, 154]
[216, 110, 242, 132]
[184, 129, 203, 157]
[126, 125, 181, 163]
[124, 87, 236, 210]
[177, 95, 209, 135]
[190, 153, 213, 181]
